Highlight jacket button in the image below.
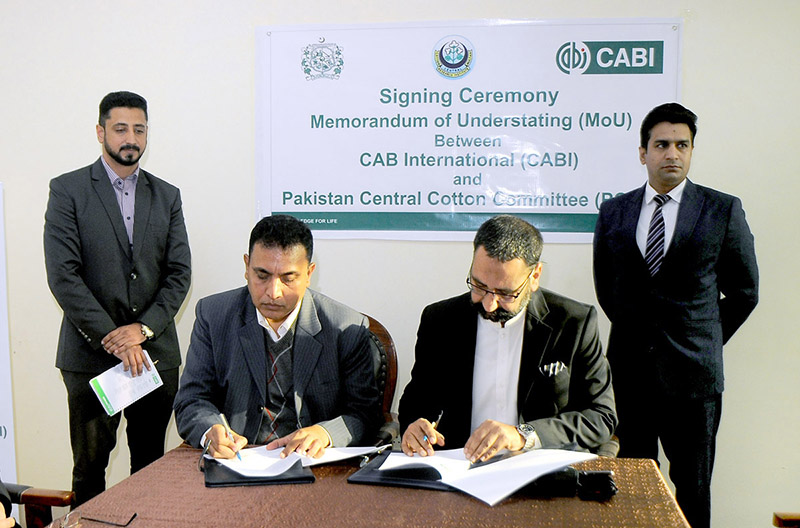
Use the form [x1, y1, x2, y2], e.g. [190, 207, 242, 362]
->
[130, 272, 138, 280]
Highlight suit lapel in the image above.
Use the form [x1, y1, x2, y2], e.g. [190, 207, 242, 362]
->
[621, 186, 648, 270]
[90, 159, 132, 260]
[237, 292, 267, 405]
[518, 290, 553, 407]
[450, 294, 479, 443]
[292, 293, 322, 416]
[132, 171, 152, 262]
[665, 179, 703, 260]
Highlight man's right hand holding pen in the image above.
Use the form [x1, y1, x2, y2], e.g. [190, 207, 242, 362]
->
[401, 410, 444, 457]
[206, 423, 248, 459]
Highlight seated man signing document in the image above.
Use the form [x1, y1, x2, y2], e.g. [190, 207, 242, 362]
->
[174, 215, 380, 458]
[399, 215, 617, 462]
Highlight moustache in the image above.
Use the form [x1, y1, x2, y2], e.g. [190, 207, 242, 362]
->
[120, 145, 140, 152]
[472, 301, 515, 323]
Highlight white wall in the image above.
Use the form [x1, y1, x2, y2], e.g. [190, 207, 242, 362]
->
[1, 2, 797, 527]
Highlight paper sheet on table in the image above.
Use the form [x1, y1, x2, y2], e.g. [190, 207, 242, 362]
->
[212, 445, 388, 477]
[89, 349, 163, 416]
[379, 448, 596, 506]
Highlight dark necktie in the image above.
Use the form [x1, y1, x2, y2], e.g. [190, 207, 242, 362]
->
[645, 194, 671, 276]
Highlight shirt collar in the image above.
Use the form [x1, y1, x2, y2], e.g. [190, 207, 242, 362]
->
[256, 295, 304, 341]
[646, 178, 687, 205]
[100, 155, 140, 184]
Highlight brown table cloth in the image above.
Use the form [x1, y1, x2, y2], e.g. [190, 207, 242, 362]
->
[51, 446, 689, 528]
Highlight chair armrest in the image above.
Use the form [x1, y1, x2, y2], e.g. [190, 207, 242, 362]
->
[6, 484, 73, 507]
[774, 512, 800, 527]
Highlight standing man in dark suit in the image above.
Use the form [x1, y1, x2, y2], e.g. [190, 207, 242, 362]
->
[44, 91, 191, 506]
[593, 103, 758, 528]
[399, 215, 617, 462]
[174, 215, 380, 459]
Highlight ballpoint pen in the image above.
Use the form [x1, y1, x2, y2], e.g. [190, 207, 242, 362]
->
[219, 413, 242, 460]
[423, 410, 444, 445]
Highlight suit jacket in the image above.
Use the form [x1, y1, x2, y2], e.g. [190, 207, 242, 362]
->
[398, 290, 617, 452]
[593, 180, 758, 398]
[44, 158, 191, 373]
[173, 287, 381, 448]
[1, 477, 20, 528]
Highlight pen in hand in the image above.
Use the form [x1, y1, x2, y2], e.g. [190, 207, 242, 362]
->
[219, 413, 242, 461]
[423, 410, 444, 445]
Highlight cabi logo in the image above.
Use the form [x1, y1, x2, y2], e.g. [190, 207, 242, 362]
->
[556, 41, 664, 75]
[433, 35, 474, 79]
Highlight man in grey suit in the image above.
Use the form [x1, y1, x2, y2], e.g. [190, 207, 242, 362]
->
[44, 91, 191, 506]
[399, 215, 617, 463]
[593, 103, 758, 528]
[174, 215, 380, 459]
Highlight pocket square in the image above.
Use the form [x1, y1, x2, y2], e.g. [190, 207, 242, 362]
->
[540, 361, 567, 377]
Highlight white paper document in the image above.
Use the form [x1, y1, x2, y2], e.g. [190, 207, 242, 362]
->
[89, 350, 163, 416]
[379, 448, 597, 506]
[212, 445, 388, 477]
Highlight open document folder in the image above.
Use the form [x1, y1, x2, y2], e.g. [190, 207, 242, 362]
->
[89, 349, 162, 416]
[354, 448, 596, 506]
[209, 444, 391, 477]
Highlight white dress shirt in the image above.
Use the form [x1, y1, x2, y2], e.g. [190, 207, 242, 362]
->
[257, 296, 303, 342]
[471, 309, 525, 432]
[636, 179, 687, 257]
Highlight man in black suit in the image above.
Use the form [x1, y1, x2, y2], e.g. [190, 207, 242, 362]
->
[44, 91, 191, 506]
[399, 215, 617, 463]
[593, 103, 758, 528]
[174, 215, 380, 459]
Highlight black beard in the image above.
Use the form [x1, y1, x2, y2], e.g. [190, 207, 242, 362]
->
[471, 286, 531, 324]
[105, 141, 142, 167]
[473, 301, 517, 323]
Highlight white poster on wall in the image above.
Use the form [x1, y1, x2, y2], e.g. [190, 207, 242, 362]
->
[256, 19, 681, 241]
[0, 183, 17, 485]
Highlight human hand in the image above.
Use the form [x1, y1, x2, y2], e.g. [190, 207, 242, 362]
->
[102, 324, 148, 375]
[401, 418, 445, 457]
[109, 344, 149, 377]
[265, 425, 330, 459]
[463, 419, 524, 463]
[0, 513, 16, 528]
[207, 424, 248, 459]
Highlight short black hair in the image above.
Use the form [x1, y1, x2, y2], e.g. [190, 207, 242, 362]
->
[473, 215, 542, 268]
[640, 102, 697, 148]
[99, 91, 148, 126]
[249, 215, 313, 261]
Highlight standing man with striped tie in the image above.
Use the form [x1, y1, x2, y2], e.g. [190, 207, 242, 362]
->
[592, 103, 759, 528]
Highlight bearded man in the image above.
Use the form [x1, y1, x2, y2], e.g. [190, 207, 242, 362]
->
[399, 215, 616, 462]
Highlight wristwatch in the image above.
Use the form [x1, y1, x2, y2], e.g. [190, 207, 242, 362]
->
[516, 423, 537, 451]
[140, 323, 155, 340]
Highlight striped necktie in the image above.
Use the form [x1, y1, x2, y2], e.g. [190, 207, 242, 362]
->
[645, 194, 671, 276]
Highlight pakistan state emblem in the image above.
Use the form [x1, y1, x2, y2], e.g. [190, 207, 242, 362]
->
[301, 40, 344, 80]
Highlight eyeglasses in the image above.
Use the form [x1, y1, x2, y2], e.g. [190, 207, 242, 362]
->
[466, 271, 533, 303]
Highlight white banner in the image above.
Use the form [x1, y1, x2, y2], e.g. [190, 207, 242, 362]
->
[0, 183, 17, 486]
[256, 19, 682, 241]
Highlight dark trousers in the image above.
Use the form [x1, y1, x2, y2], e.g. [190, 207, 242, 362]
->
[615, 388, 722, 528]
[61, 367, 178, 507]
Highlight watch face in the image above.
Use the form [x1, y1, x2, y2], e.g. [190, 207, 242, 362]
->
[518, 424, 535, 436]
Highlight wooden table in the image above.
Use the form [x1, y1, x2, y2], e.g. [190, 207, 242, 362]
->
[52, 447, 689, 527]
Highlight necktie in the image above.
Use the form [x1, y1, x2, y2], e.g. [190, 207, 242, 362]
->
[645, 194, 671, 276]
